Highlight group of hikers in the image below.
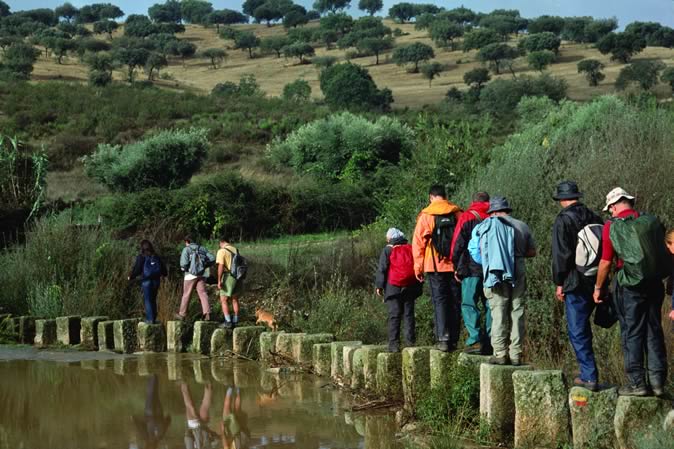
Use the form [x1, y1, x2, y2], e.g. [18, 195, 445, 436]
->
[376, 182, 673, 397]
[128, 236, 246, 330]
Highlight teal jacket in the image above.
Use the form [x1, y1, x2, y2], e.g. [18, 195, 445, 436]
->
[473, 217, 516, 288]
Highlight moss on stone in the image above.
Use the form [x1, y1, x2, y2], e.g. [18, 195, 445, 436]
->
[212, 358, 234, 383]
[167, 320, 192, 353]
[211, 328, 233, 357]
[402, 346, 432, 412]
[35, 319, 57, 347]
[56, 316, 81, 345]
[457, 352, 491, 377]
[192, 321, 218, 355]
[376, 352, 403, 399]
[167, 354, 190, 381]
[343, 344, 363, 384]
[80, 316, 108, 350]
[137, 322, 166, 352]
[480, 363, 532, 442]
[330, 341, 362, 380]
[429, 349, 454, 389]
[260, 331, 285, 362]
[233, 326, 266, 359]
[113, 319, 139, 354]
[14, 316, 36, 344]
[97, 320, 115, 351]
[313, 343, 333, 376]
[113, 357, 136, 375]
[362, 346, 388, 391]
[614, 395, 669, 449]
[193, 358, 212, 383]
[276, 333, 303, 358]
[293, 333, 334, 364]
[568, 386, 618, 449]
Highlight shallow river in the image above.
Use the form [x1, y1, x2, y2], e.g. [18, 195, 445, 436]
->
[0, 346, 400, 449]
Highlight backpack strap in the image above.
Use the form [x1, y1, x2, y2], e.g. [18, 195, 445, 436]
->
[470, 210, 482, 222]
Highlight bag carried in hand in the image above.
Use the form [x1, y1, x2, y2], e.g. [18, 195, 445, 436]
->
[188, 246, 216, 277]
[609, 214, 671, 287]
[432, 213, 457, 259]
[143, 255, 161, 279]
[387, 244, 417, 287]
[576, 224, 603, 277]
[594, 292, 618, 329]
[225, 248, 248, 281]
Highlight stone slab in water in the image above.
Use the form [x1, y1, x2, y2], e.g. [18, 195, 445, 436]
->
[293, 333, 334, 365]
[376, 352, 403, 399]
[80, 316, 108, 350]
[312, 343, 332, 376]
[429, 349, 454, 389]
[233, 326, 266, 359]
[13, 316, 36, 344]
[211, 328, 234, 357]
[192, 321, 218, 355]
[113, 358, 136, 375]
[330, 341, 362, 381]
[34, 319, 56, 347]
[113, 319, 139, 354]
[193, 358, 212, 384]
[212, 358, 234, 383]
[402, 346, 433, 412]
[56, 316, 81, 345]
[513, 369, 570, 448]
[166, 320, 192, 353]
[342, 344, 364, 384]
[569, 386, 618, 449]
[457, 352, 491, 377]
[137, 322, 166, 352]
[259, 331, 284, 362]
[167, 354, 190, 381]
[275, 333, 303, 358]
[479, 363, 533, 442]
[97, 320, 115, 351]
[614, 395, 670, 449]
[361, 345, 388, 391]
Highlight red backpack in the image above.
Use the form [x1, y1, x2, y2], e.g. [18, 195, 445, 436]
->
[387, 244, 417, 287]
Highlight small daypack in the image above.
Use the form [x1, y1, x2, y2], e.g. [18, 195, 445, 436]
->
[143, 255, 161, 279]
[225, 248, 248, 281]
[575, 224, 603, 277]
[387, 244, 416, 287]
[188, 246, 215, 277]
[431, 213, 458, 260]
[609, 214, 671, 287]
[468, 226, 482, 265]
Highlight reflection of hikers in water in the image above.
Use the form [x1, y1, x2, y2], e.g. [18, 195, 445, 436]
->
[221, 386, 250, 449]
[131, 374, 171, 449]
[181, 382, 217, 449]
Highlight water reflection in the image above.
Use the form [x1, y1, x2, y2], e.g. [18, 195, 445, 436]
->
[0, 352, 401, 449]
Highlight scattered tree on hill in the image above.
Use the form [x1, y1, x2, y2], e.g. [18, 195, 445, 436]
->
[145, 52, 168, 80]
[0, 1, 10, 17]
[648, 26, 674, 48]
[89, 69, 112, 87]
[0, 42, 41, 80]
[174, 40, 197, 65]
[50, 37, 77, 64]
[125, 15, 157, 38]
[201, 48, 226, 68]
[429, 21, 464, 50]
[235, 31, 261, 58]
[584, 18, 619, 43]
[320, 13, 353, 35]
[420, 61, 443, 87]
[149, 33, 178, 56]
[306, 10, 321, 20]
[443, 7, 476, 25]
[519, 32, 561, 54]
[597, 32, 646, 63]
[180, 0, 214, 24]
[319, 62, 392, 110]
[148, 0, 183, 23]
[463, 67, 491, 90]
[261, 35, 290, 57]
[413, 13, 436, 31]
[661, 67, 674, 93]
[0, 37, 19, 54]
[288, 28, 315, 43]
[282, 78, 312, 101]
[615, 60, 665, 91]
[528, 50, 555, 72]
[388, 3, 417, 23]
[283, 6, 309, 28]
[76, 38, 111, 59]
[478, 43, 521, 75]
[86, 51, 115, 79]
[356, 36, 393, 65]
[17, 8, 58, 26]
[479, 14, 524, 41]
[527, 15, 565, 35]
[462, 28, 500, 51]
[93, 20, 119, 39]
[113, 43, 151, 82]
[207, 10, 248, 32]
[319, 29, 339, 49]
[313, 0, 352, 14]
[358, 0, 383, 16]
[312, 55, 338, 69]
[624, 21, 662, 43]
[577, 59, 605, 86]
[253, 0, 291, 27]
[392, 42, 434, 73]
[55, 3, 79, 22]
[78, 3, 124, 23]
[479, 74, 568, 116]
[242, 0, 266, 17]
[283, 42, 315, 63]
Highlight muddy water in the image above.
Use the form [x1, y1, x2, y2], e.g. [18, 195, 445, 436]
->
[0, 349, 400, 449]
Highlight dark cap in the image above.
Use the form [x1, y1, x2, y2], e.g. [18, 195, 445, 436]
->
[553, 181, 583, 201]
[487, 196, 512, 214]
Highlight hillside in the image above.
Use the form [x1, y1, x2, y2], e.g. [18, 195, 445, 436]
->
[31, 20, 674, 108]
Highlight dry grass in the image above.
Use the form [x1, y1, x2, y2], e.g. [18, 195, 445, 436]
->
[30, 21, 674, 108]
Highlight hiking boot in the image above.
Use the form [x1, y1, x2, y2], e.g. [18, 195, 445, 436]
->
[510, 358, 523, 367]
[174, 313, 185, 321]
[480, 344, 494, 356]
[436, 341, 450, 352]
[618, 385, 650, 397]
[652, 385, 666, 398]
[488, 356, 509, 365]
[573, 377, 599, 392]
[463, 343, 481, 354]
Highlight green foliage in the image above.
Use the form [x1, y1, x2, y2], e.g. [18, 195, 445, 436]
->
[148, 0, 183, 23]
[616, 60, 666, 91]
[207, 9, 247, 31]
[313, 0, 351, 14]
[144, 52, 168, 80]
[83, 128, 209, 192]
[527, 50, 556, 72]
[319, 62, 393, 110]
[597, 32, 646, 63]
[88, 69, 112, 87]
[282, 78, 311, 102]
[0, 135, 48, 217]
[393, 42, 435, 73]
[463, 67, 491, 89]
[462, 28, 500, 51]
[267, 111, 414, 182]
[283, 41, 315, 63]
[519, 32, 561, 54]
[479, 13, 525, 41]
[201, 47, 227, 68]
[429, 20, 464, 50]
[356, 36, 394, 65]
[479, 75, 568, 116]
[78, 3, 124, 23]
[577, 59, 605, 86]
[260, 35, 290, 57]
[420, 61, 444, 87]
[319, 12, 353, 35]
[527, 15, 565, 35]
[234, 31, 261, 58]
[312, 55, 338, 69]
[0, 42, 40, 80]
[93, 19, 118, 39]
[661, 67, 674, 92]
[478, 42, 522, 75]
[388, 2, 438, 23]
[283, 7, 309, 29]
[358, 0, 383, 16]
[180, 0, 214, 24]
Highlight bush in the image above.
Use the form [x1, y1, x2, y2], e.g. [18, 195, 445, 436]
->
[83, 128, 209, 192]
[0, 135, 47, 216]
[527, 50, 556, 72]
[266, 111, 414, 182]
[282, 79, 312, 102]
[615, 60, 666, 91]
[577, 59, 605, 87]
[312, 55, 338, 69]
[479, 74, 568, 116]
[319, 62, 393, 110]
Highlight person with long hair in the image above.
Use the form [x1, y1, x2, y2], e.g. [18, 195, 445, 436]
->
[129, 240, 168, 324]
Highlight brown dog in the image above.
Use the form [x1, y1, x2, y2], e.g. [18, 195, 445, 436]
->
[255, 308, 277, 331]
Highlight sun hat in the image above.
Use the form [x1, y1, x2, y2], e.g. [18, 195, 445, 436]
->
[603, 187, 635, 212]
[487, 196, 512, 214]
[552, 181, 583, 201]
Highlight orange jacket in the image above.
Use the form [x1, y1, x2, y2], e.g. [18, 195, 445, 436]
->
[412, 199, 462, 275]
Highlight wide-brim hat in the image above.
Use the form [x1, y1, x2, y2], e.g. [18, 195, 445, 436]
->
[603, 187, 635, 212]
[553, 180, 583, 201]
[487, 196, 512, 214]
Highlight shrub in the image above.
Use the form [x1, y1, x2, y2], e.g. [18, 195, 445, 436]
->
[527, 50, 556, 72]
[596, 32, 646, 63]
[392, 42, 434, 73]
[319, 62, 393, 110]
[267, 111, 414, 182]
[463, 67, 491, 90]
[83, 128, 209, 192]
[282, 79, 312, 102]
[0, 135, 47, 217]
[577, 59, 605, 86]
[312, 55, 338, 69]
[616, 60, 666, 91]
[420, 61, 444, 87]
[480, 75, 568, 116]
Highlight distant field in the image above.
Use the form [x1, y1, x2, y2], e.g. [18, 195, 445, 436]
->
[31, 20, 674, 108]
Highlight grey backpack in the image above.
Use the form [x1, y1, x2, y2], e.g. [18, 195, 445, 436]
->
[225, 248, 248, 281]
[188, 246, 215, 276]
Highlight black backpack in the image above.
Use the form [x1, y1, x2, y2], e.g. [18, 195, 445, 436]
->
[431, 213, 457, 260]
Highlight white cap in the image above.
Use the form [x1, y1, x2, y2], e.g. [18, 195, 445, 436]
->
[603, 187, 635, 212]
[386, 228, 404, 241]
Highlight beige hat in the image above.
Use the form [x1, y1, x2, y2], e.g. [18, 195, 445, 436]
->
[603, 187, 635, 212]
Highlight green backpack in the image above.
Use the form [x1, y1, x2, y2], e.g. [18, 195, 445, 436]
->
[609, 214, 670, 287]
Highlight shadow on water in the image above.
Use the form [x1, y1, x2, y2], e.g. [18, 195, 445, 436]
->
[0, 352, 401, 449]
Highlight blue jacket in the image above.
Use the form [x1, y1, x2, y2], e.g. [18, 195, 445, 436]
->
[474, 217, 516, 288]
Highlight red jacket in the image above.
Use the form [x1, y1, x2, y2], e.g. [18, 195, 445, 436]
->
[449, 201, 490, 263]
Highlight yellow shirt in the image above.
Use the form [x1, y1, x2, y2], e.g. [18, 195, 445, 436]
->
[216, 244, 238, 271]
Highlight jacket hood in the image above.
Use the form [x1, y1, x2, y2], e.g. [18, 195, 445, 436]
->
[422, 199, 461, 216]
[389, 237, 408, 246]
[467, 201, 490, 217]
[563, 202, 599, 224]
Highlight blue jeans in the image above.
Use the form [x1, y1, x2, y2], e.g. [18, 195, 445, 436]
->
[142, 279, 160, 323]
[461, 276, 491, 346]
[565, 291, 598, 382]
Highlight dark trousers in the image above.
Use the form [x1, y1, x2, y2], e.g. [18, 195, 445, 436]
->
[142, 279, 160, 323]
[615, 279, 667, 387]
[427, 272, 461, 345]
[565, 290, 598, 382]
[386, 294, 416, 351]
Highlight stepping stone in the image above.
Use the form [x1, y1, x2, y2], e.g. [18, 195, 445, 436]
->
[376, 352, 403, 399]
[113, 358, 136, 375]
[210, 328, 233, 357]
[13, 316, 36, 344]
[569, 386, 618, 449]
[457, 352, 491, 377]
[192, 321, 218, 355]
[212, 358, 233, 383]
[429, 349, 454, 389]
[56, 316, 81, 345]
[312, 343, 332, 376]
[293, 333, 334, 364]
[260, 331, 284, 362]
[167, 354, 190, 381]
[34, 319, 57, 347]
[513, 370, 571, 448]
[80, 316, 108, 350]
[275, 333, 304, 359]
[137, 322, 166, 352]
[342, 344, 364, 383]
[233, 326, 266, 359]
[113, 319, 139, 354]
[97, 320, 115, 351]
[480, 362, 533, 441]
[614, 395, 670, 449]
[402, 346, 433, 412]
[167, 320, 192, 353]
[361, 346, 388, 391]
[330, 341, 362, 381]
[193, 358, 212, 384]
